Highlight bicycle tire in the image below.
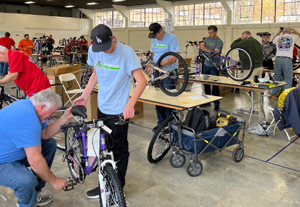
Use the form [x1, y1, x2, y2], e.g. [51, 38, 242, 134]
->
[156, 52, 189, 96]
[293, 44, 300, 70]
[147, 116, 173, 164]
[225, 48, 254, 81]
[47, 109, 73, 151]
[65, 126, 86, 182]
[100, 164, 126, 207]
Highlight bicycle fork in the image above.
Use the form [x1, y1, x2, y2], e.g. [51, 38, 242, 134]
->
[98, 133, 117, 207]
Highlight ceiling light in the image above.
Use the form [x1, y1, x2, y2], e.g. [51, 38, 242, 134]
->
[65, 5, 75, 8]
[112, 0, 126, 2]
[87, 2, 99, 5]
[25, 1, 35, 4]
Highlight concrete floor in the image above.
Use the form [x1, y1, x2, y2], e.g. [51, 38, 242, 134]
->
[1, 86, 300, 207]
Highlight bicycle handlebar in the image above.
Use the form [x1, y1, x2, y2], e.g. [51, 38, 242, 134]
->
[60, 111, 139, 129]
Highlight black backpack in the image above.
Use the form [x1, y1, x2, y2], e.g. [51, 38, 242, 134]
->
[184, 107, 210, 133]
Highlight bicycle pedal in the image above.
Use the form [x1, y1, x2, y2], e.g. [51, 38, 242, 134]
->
[63, 178, 77, 191]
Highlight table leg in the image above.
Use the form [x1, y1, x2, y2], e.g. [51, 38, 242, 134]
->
[259, 91, 266, 121]
[248, 90, 254, 124]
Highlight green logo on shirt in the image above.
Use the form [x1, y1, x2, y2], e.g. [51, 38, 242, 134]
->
[96, 61, 120, 70]
[154, 44, 167, 48]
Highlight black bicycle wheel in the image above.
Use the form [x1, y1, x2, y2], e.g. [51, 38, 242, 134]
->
[100, 164, 126, 207]
[293, 44, 300, 70]
[147, 116, 173, 164]
[65, 127, 85, 183]
[156, 52, 189, 96]
[225, 48, 254, 81]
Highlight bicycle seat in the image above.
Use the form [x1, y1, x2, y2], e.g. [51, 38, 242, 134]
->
[71, 105, 87, 118]
[257, 32, 270, 37]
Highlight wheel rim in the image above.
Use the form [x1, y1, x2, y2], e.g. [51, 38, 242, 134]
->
[66, 127, 83, 181]
[188, 162, 202, 175]
[292, 44, 300, 70]
[226, 48, 253, 81]
[235, 148, 244, 161]
[156, 52, 189, 96]
[171, 154, 184, 167]
[151, 126, 171, 160]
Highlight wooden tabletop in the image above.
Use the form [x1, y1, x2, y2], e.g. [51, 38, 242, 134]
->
[187, 75, 286, 91]
[129, 86, 223, 110]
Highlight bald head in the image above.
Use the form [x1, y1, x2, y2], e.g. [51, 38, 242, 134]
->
[283, 26, 292, 34]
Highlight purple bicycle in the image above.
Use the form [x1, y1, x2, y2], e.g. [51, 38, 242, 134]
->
[61, 105, 126, 207]
[198, 47, 254, 81]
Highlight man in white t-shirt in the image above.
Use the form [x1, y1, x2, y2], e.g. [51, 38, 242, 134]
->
[271, 26, 300, 98]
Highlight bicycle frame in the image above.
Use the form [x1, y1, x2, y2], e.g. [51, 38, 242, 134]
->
[66, 122, 117, 207]
[199, 49, 240, 71]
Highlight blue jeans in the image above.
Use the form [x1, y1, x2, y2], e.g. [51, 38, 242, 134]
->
[272, 57, 293, 95]
[0, 138, 57, 207]
[156, 77, 175, 125]
[0, 62, 8, 76]
[203, 65, 220, 106]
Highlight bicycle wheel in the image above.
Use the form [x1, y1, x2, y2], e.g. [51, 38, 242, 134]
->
[65, 127, 85, 183]
[147, 116, 173, 164]
[47, 109, 74, 151]
[156, 52, 189, 96]
[225, 48, 253, 81]
[293, 44, 300, 70]
[100, 164, 126, 207]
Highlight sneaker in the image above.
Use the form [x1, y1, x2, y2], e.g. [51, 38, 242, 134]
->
[86, 187, 100, 199]
[152, 125, 158, 132]
[36, 193, 53, 206]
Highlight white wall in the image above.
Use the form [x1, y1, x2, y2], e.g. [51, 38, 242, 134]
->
[112, 23, 300, 59]
[0, 12, 92, 47]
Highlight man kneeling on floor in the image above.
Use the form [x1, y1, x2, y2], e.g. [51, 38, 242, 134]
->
[0, 89, 73, 207]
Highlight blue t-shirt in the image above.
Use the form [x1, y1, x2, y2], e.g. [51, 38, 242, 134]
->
[88, 42, 142, 114]
[0, 99, 42, 163]
[151, 32, 180, 70]
[204, 36, 223, 67]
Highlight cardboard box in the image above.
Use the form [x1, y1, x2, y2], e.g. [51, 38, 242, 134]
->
[44, 64, 83, 105]
[86, 92, 98, 121]
[132, 101, 144, 120]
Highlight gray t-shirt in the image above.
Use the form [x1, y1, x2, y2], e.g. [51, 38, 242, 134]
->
[204, 36, 223, 67]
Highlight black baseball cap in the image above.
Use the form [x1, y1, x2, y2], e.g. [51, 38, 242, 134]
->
[91, 24, 112, 52]
[264, 32, 271, 36]
[148, 22, 162, 38]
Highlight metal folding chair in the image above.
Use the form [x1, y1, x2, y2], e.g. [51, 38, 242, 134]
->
[58, 73, 84, 106]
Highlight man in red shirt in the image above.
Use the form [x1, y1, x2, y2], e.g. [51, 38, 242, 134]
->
[0, 46, 51, 97]
[0, 32, 15, 77]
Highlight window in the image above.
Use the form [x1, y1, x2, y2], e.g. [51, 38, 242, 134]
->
[194, 4, 204, 25]
[262, 0, 275, 23]
[175, 3, 227, 26]
[234, 0, 300, 23]
[234, 0, 262, 23]
[94, 11, 125, 28]
[277, 0, 300, 22]
[174, 5, 194, 26]
[204, 2, 227, 25]
[130, 8, 167, 27]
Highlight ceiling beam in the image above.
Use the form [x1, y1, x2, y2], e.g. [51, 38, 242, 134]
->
[156, 0, 174, 18]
